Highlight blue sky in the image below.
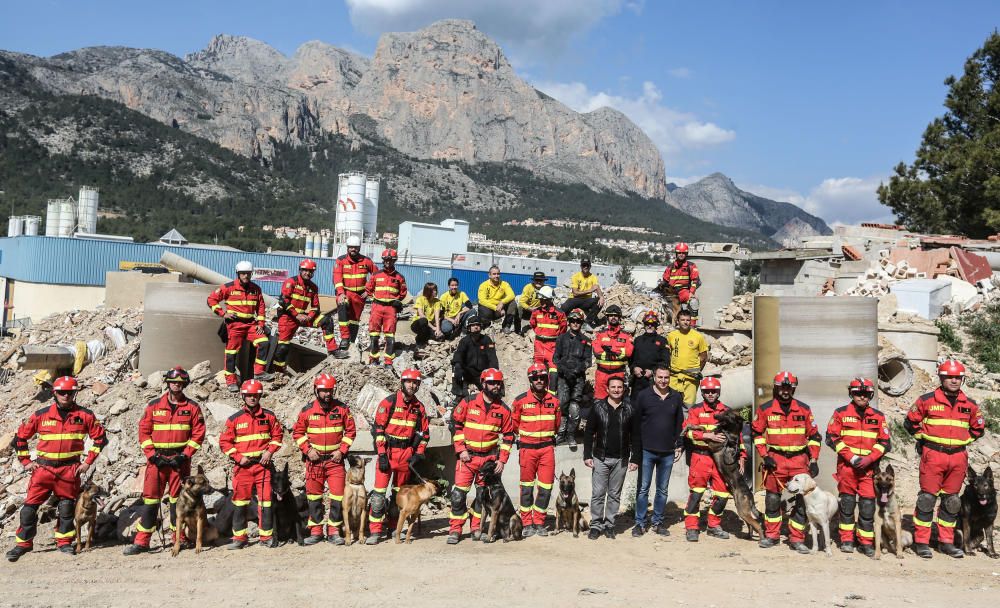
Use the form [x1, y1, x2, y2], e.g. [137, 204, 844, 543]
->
[3, 0, 998, 224]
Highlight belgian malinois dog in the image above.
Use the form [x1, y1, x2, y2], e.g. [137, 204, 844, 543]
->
[172, 465, 218, 556]
[74, 482, 110, 554]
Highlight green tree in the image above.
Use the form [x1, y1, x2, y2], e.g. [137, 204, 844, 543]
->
[878, 32, 1000, 237]
[615, 261, 636, 286]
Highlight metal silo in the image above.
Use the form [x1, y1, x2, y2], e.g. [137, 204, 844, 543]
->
[77, 186, 99, 234]
[320, 235, 330, 258]
[23, 216, 41, 236]
[57, 201, 76, 237]
[364, 178, 380, 238]
[305, 233, 314, 257]
[7, 216, 22, 237]
[343, 173, 366, 240]
[335, 174, 349, 238]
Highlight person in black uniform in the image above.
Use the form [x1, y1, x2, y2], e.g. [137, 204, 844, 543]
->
[450, 316, 499, 398]
[630, 310, 670, 396]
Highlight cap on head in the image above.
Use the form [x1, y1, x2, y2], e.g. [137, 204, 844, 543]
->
[381, 248, 397, 260]
[299, 259, 317, 271]
[675, 243, 689, 253]
[538, 285, 554, 300]
[773, 371, 798, 388]
[527, 362, 548, 378]
[401, 368, 423, 382]
[937, 359, 966, 378]
[580, 258, 592, 267]
[240, 379, 264, 395]
[346, 235, 361, 247]
[605, 304, 622, 316]
[699, 377, 722, 391]
[532, 271, 546, 281]
[235, 260, 254, 274]
[165, 366, 190, 386]
[480, 368, 504, 383]
[52, 376, 79, 392]
[313, 373, 337, 390]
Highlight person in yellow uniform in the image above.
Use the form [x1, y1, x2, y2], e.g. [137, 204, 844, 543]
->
[411, 282, 443, 345]
[439, 277, 473, 338]
[560, 258, 603, 328]
[477, 265, 517, 333]
[516, 272, 548, 335]
[667, 309, 708, 410]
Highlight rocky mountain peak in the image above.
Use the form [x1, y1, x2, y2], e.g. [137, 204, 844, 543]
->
[186, 34, 290, 82]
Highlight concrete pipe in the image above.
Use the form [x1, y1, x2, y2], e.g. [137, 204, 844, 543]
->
[878, 355, 914, 397]
[17, 345, 76, 370]
[159, 251, 276, 307]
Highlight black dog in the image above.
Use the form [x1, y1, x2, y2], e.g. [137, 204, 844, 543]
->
[958, 466, 998, 558]
[477, 460, 522, 543]
[212, 463, 307, 545]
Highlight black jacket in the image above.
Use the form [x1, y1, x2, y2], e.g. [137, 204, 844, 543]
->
[584, 397, 638, 463]
[554, 329, 592, 378]
[451, 333, 499, 370]
[632, 386, 686, 455]
[631, 332, 670, 370]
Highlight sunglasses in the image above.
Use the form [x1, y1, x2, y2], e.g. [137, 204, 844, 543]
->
[528, 374, 548, 380]
[54, 390, 74, 396]
[702, 389, 720, 394]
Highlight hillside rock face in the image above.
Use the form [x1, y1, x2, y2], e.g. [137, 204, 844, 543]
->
[5, 20, 666, 200]
[667, 173, 831, 237]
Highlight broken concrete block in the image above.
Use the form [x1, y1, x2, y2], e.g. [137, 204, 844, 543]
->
[91, 381, 110, 396]
[205, 400, 239, 422]
[0, 432, 14, 455]
[108, 399, 130, 416]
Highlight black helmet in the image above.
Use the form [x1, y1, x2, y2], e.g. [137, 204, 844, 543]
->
[605, 304, 622, 316]
[465, 315, 482, 329]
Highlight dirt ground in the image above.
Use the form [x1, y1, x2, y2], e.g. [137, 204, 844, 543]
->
[3, 511, 999, 608]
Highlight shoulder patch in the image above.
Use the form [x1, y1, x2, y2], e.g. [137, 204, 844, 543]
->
[918, 391, 936, 402]
[514, 392, 528, 402]
[34, 405, 52, 417]
[228, 411, 243, 422]
[301, 402, 314, 412]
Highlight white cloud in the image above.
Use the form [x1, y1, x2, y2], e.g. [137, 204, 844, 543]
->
[737, 176, 894, 225]
[534, 80, 735, 157]
[667, 67, 693, 78]
[345, 0, 625, 53]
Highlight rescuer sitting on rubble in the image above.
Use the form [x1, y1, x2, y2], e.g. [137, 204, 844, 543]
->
[516, 271, 548, 335]
[561, 258, 603, 329]
[410, 282, 443, 346]
[439, 277, 473, 338]
[477, 265, 517, 333]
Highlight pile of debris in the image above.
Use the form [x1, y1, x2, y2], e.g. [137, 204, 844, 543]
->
[716, 294, 753, 330]
[706, 333, 752, 368]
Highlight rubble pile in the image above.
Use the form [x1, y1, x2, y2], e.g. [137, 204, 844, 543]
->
[716, 294, 752, 330]
[706, 333, 752, 368]
[602, 284, 665, 332]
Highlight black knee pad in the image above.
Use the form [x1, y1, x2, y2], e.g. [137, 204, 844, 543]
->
[57, 499, 75, 520]
[942, 493, 961, 517]
[710, 496, 728, 515]
[328, 500, 343, 520]
[858, 497, 875, 521]
[686, 491, 703, 514]
[520, 485, 534, 505]
[450, 487, 468, 512]
[536, 488, 552, 509]
[765, 491, 782, 515]
[369, 492, 386, 516]
[19, 503, 39, 527]
[273, 343, 290, 362]
[838, 493, 857, 518]
[916, 491, 936, 514]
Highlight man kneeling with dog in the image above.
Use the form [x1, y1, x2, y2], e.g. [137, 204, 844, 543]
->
[219, 379, 284, 549]
[125, 367, 207, 555]
[293, 373, 357, 546]
[825, 377, 890, 557]
[448, 368, 515, 544]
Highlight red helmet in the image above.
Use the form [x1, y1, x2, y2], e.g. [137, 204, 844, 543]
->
[52, 376, 80, 391]
[700, 377, 722, 391]
[381, 248, 397, 260]
[675, 243, 689, 253]
[481, 368, 504, 383]
[642, 310, 660, 325]
[567, 308, 586, 322]
[313, 373, 337, 390]
[847, 377, 875, 395]
[240, 379, 264, 395]
[773, 371, 798, 387]
[527, 362, 548, 378]
[299, 259, 317, 271]
[164, 366, 190, 385]
[937, 359, 966, 378]
[401, 368, 422, 381]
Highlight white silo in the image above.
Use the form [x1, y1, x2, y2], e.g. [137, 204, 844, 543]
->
[311, 233, 322, 257]
[343, 173, 366, 240]
[23, 216, 41, 236]
[45, 200, 61, 236]
[335, 174, 349, 238]
[364, 179, 380, 238]
[57, 200, 76, 237]
[77, 186, 99, 234]
[7, 216, 22, 237]
[320, 235, 330, 258]
[305, 233, 314, 256]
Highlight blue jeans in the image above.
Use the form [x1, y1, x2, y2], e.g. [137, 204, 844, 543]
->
[635, 450, 675, 527]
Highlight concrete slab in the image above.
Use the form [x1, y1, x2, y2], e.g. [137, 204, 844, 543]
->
[105, 271, 187, 309]
[139, 283, 226, 376]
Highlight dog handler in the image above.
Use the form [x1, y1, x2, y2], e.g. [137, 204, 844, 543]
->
[511, 363, 562, 537]
[904, 359, 985, 559]
[124, 367, 207, 555]
[824, 377, 890, 557]
[7, 376, 107, 562]
[448, 368, 515, 544]
[219, 379, 284, 549]
[751, 371, 822, 553]
[293, 373, 357, 546]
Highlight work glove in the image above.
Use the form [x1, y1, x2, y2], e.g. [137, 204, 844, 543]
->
[762, 455, 778, 472]
[149, 454, 170, 468]
[808, 460, 820, 478]
[391, 300, 404, 312]
[854, 455, 873, 470]
[378, 453, 391, 473]
[407, 453, 425, 468]
[602, 345, 614, 355]
[172, 453, 189, 468]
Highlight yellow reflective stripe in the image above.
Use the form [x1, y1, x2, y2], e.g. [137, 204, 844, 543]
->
[136, 522, 157, 533]
[225, 299, 260, 306]
[519, 430, 555, 438]
[453, 434, 465, 441]
[289, 293, 311, 302]
[140, 439, 154, 448]
[839, 522, 855, 531]
[187, 440, 201, 450]
[36, 450, 82, 459]
[306, 493, 323, 501]
[500, 444, 511, 452]
[464, 421, 500, 432]
[922, 435, 973, 446]
[808, 440, 821, 447]
[712, 491, 731, 499]
[466, 439, 499, 449]
[841, 430, 878, 438]
[753, 437, 766, 445]
[16, 450, 29, 456]
[936, 518, 957, 528]
[54, 529, 76, 539]
[388, 418, 415, 427]
[296, 436, 309, 446]
[342, 437, 354, 446]
[387, 433, 411, 441]
[857, 529, 875, 538]
[152, 441, 187, 448]
[38, 433, 86, 440]
[871, 443, 885, 453]
[520, 414, 556, 422]
[241, 450, 264, 457]
[537, 481, 553, 490]
[450, 512, 470, 520]
[765, 428, 806, 435]
[313, 444, 342, 452]
[764, 514, 782, 523]
[152, 424, 191, 431]
[227, 311, 256, 319]
[913, 517, 932, 527]
[924, 419, 970, 428]
[536, 323, 560, 329]
[768, 444, 809, 452]
[342, 273, 367, 279]
[306, 426, 345, 434]
[268, 441, 282, 447]
[143, 498, 161, 505]
[788, 519, 807, 531]
[234, 433, 271, 442]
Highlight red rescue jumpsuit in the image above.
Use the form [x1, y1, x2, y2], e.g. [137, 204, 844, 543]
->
[370, 392, 429, 535]
[293, 399, 357, 538]
[663, 259, 701, 324]
[530, 304, 566, 389]
[275, 275, 330, 367]
[683, 400, 743, 531]
[366, 268, 408, 365]
[219, 405, 284, 543]
[592, 326, 633, 400]
[825, 403, 890, 546]
[905, 389, 984, 545]
[134, 393, 206, 547]
[751, 398, 821, 543]
[13, 403, 107, 549]
[449, 394, 515, 534]
[512, 389, 561, 527]
[207, 280, 269, 385]
[333, 253, 376, 344]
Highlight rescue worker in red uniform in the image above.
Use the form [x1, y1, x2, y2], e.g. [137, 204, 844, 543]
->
[448, 368, 515, 544]
[7, 376, 107, 562]
[367, 368, 430, 544]
[904, 359, 985, 559]
[219, 379, 284, 549]
[824, 377, 890, 557]
[274, 259, 337, 368]
[207, 261, 271, 391]
[592, 305, 634, 401]
[293, 373, 357, 546]
[683, 377, 745, 542]
[366, 249, 408, 367]
[751, 371, 822, 553]
[124, 367, 207, 555]
[529, 285, 566, 393]
[511, 363, 562, 537]
[331, 235, 376, 358]
[661, 243, 702, 324]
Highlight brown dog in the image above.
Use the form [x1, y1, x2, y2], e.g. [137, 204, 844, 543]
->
[342, 455, 370, 545]
[74, 482, 109, 554]
[172, 465, 218, 556]
[395, 479, 438, 544]
[874, 464, 911, 560]
[554, 469, 583, 537]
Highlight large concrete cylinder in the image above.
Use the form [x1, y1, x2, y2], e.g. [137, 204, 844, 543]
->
[688, 256, 736, 329]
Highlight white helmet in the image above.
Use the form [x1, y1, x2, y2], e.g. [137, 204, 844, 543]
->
[538, 285, 555, 300]
[346, 235, 361, 247]
[235, 261, 254, 273]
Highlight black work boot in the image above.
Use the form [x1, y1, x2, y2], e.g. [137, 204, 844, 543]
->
[302, 534, 324, 546]
[328, 533, 345, 546]
[939, 542, 964, 558]
[226, 540, 247, 551]
[6, 546, 30, 562]
[858, 544, 875, 558]
[332, 344, 350, 359]
[686, 529, 699, 542]
[840, 541, 855, 553]
[447, 532, 460, 545]
[534, 525, 548, 537]
[122, 544, 148, 556]
[758, 536, 779, 549]
[588, 528, 601, 540]
[706, 527, 730, 539]
[365, 534, 379, 546]
[789, 541, 811, 554]
[913, 543, 933, 558]
[58, 545, 76, 556]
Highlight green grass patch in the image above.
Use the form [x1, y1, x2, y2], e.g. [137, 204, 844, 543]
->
[888, 419, 915, 445]
[961, 303, 1000, 373]
[935, 319, 962, 351]
[980, 398, 1000, 434]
